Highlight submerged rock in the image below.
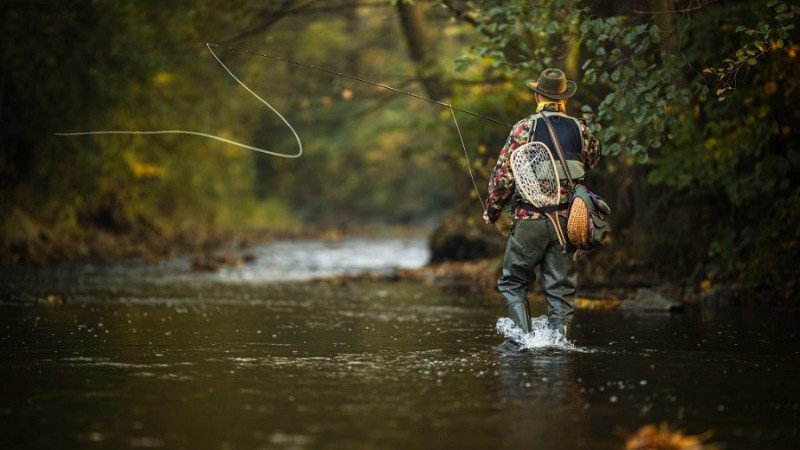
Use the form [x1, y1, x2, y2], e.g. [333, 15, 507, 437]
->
[428, 221, 505, 264]
[190, 253, 247, 272]
[620, 288, 683, 312]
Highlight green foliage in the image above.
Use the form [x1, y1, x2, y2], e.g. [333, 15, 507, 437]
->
[644, 1, 800, 286]
[1, 0, 474, 256]
[452, 0, 582, 79]
[448, 0, 800, 292]
[578, 16, 699, 161]
[705, 1, 799, 98]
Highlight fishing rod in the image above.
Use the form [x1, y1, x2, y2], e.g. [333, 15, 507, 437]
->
[207, 43, 513, 129]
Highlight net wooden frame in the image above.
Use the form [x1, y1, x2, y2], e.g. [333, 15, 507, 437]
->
[509, 142, 561, 209]
[510, 141, 568, 247]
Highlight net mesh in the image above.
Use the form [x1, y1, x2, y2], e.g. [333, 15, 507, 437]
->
[510, 142, 560, 207]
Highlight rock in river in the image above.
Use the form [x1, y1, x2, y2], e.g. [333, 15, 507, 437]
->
[620, 288, 683, 312]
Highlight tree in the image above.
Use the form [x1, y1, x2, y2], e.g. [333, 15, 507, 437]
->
[396, 1, 452, 100]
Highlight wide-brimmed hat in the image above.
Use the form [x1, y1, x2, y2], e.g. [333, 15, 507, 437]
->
[527, 68, 576, 99]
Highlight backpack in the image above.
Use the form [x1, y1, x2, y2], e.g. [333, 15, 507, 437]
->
[539, 112, 612, 251]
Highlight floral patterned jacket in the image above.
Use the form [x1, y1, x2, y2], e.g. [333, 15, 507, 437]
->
[485, 103, 601, 223]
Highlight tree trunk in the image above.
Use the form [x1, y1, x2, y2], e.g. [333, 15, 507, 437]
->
[649, 0, 678, 54]
[396, 1, 451, 101]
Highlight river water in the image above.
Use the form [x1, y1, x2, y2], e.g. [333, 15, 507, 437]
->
[1, 237, 799, 449]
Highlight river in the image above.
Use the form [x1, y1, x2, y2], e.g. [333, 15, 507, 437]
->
[1, 237, 799, 449]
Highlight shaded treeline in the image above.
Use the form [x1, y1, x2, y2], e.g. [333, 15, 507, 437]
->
[2, 1, 799, 301]
[0, 0, 470, 262]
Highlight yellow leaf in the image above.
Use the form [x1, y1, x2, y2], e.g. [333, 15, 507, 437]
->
[152, 72, 176, 86]
[130, 160, 164, 179]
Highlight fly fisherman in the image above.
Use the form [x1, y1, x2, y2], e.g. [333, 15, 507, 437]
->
[483, 68, 601, 341]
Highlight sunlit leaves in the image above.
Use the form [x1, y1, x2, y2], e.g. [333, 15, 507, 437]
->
[705, 1, 799, 100]
[578, 13, 689, 160]
[453, 0, 581, 76]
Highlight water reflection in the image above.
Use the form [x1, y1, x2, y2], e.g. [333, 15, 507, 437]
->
[495, 350, 587, 447]
[2, 239, 800, 449]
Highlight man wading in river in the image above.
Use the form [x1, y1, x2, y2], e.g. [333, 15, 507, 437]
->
[483, 68, 600, 341]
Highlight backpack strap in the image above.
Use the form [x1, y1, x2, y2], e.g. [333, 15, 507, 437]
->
[571, 117, 585, 156]
[540, 112, 575, 192]
[527, 114, 538, 144]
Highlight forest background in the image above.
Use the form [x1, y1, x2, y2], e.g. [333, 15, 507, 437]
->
[1, 0, 798, 302]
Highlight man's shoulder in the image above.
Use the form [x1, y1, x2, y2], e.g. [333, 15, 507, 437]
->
[513, 114, 536, 128]
[507, 115, 536, 140]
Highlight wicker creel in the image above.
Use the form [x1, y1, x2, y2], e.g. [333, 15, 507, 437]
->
[567, 196, 590, 246]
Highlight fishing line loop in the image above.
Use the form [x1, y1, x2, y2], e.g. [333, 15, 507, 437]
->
[55, 43, 303, 159]
[56, 42, 508, 232]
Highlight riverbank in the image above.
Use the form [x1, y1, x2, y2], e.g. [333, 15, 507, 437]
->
[312, 257, 673, 311]
[0, 222, 300, 267]
[2, 213, 795, 307]
[312, 253, 795, 310]
[1, 205, 415, 267]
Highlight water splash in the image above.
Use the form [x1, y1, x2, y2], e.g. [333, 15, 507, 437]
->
[496, 316, 576, 351]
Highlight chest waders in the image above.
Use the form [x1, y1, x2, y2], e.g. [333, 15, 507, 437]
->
[498, 217, 576, 339]
[499, 113, 580, 340]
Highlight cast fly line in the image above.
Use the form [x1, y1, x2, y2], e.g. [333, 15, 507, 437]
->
[56, 42, 519, 218]
[55, 43, 303, 159]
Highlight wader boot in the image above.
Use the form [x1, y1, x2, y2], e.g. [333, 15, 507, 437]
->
[506, 297, 532, 334]
[498, 217, 576, 339]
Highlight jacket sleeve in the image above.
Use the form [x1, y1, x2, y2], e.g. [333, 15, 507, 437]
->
[578, 120, 601, 170]
[485, 121, 528, 223]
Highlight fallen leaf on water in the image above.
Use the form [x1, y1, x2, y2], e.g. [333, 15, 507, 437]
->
[623, 423, 717, 450]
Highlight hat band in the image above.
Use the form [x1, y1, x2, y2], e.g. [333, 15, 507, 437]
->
[537, 85, 567, 96]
